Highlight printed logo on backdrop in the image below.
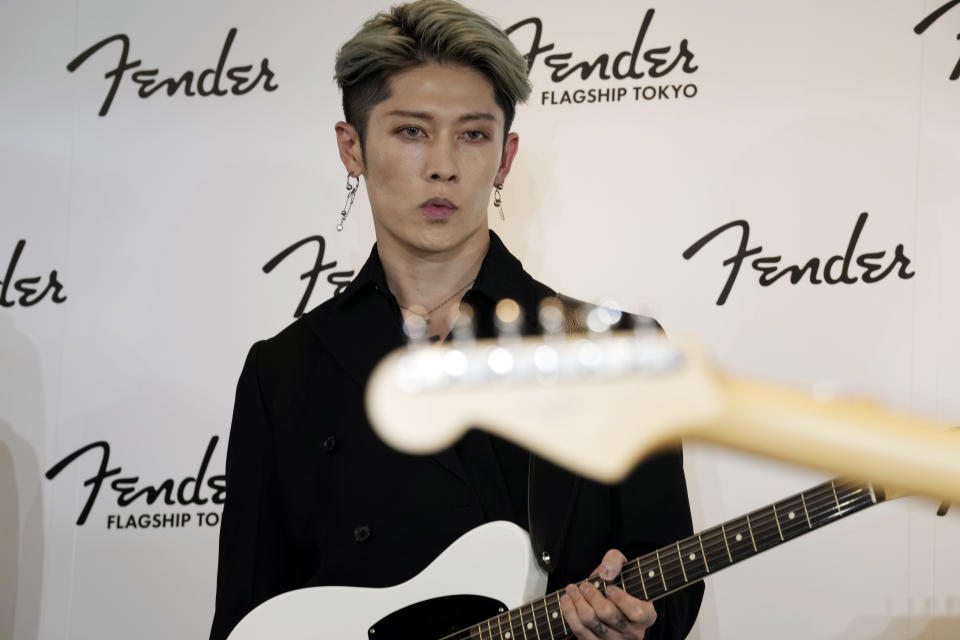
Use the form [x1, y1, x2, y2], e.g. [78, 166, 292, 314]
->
[45, 437, 225, 530]
[506, 9, 698, 107]
[1, 239, 67, 307]
[682, 213, 916, 305]
[263, 235, 355, 318]
[914, 0, 960, 80]
[67, 28, 278, 116]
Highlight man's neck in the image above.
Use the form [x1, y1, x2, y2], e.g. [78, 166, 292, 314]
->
[376, 227, 490, 312]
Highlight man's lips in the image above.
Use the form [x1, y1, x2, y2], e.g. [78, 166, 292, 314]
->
[420, 198, 458, 220]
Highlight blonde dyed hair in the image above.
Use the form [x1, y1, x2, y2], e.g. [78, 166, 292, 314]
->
[335, 0, 532, 146]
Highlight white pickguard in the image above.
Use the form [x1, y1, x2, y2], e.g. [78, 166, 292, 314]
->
[227, 521, 548, 640]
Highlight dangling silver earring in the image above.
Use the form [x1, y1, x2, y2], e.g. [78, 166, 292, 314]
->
[337, 175, 360, 231]
[493, 183, 505, 220]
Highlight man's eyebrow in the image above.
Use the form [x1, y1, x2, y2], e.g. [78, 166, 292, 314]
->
[458, 112, 497, 123]
[386, 110, 498, 123]
[387, 110, 433, 120]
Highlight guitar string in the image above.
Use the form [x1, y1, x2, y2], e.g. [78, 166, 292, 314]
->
[505, 486, 875, 640]
[620, 484, 873, 596]
[492, 486, 872, 636]
[445, 485, 873, 640]
[621, 486, 874, 593]
[437, 484, 874, 640]
[443, 483, 873, 640]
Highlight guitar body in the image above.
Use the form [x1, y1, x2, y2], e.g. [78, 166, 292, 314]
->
[227, 521, 548, 640]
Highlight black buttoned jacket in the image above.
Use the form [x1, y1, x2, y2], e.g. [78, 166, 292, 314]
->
[210, 232, 703, 640]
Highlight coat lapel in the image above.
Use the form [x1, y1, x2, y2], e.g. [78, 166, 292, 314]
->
[303, 277, 469, 484]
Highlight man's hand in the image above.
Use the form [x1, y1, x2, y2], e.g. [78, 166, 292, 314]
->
[558, 549, 657, 639]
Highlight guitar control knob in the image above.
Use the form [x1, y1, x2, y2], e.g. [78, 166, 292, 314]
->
[541, 551, 551, 565]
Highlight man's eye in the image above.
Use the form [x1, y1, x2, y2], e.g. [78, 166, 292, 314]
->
[398, 126, 423, 137]
[463, 130, 488, 141]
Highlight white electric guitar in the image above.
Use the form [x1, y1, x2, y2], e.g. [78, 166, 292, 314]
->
[228, 477, 910, 639]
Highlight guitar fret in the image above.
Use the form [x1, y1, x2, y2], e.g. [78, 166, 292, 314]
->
[800, 491, 813, 528]
[543, 596, 555, 640]
[506, 610, 514, 639]
[637, 555, 663, 598]
[675, 542, 688, 582]
[830, 480, 843, 513]
[698, 534, 710, 573]
[745, 514, 758, 552]
[771, 504, 784, 540]
[517, 607, 529, 640]
[488, 619, 494, 640]
[775, 494, 808, 541]
[699, 527, 730, 572]
[530, 602, 541, 640]
[677, 536, 709, 583]
[557, 591, 567, 635]
[750, 508, 782, 552]
[720, 523, 733, 562]
[635, 558, 649, 599]
[725, 516, 755, 562]
[811, 483, 842, 526]
[654, 549, 668, 590]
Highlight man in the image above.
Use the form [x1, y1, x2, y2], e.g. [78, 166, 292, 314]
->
[210, 2, 703, 639]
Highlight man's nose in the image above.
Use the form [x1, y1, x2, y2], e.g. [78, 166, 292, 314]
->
[426, 137, 458, 183]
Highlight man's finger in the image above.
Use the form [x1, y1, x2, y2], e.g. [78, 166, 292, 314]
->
[579, 581, 629, 632]
[606, 585, 658, 628]
[560, 587, 601, 640]
[594, 549, 629, 581]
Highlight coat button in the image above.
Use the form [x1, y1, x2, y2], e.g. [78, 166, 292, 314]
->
[541, 551, 551, 565]
[322, 436, 337, 452]
[353, 524, 371, 542]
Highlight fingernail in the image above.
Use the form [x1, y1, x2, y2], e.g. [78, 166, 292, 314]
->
[566, 584, 576, 596]
[579, 582, 590, 593]
[607, 585, 620, 595]
[603, 564, 616, 580]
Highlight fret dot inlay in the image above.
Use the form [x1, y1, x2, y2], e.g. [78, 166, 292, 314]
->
[552, 612, 558, 619]
[689, 553, 696, 560]
[788, 511, 795, 519]
[527, 622, 533, 629]
[593, 581, 600, 588]
[735, 533, 742, 541]
[648, 570, 655, 578]
[505, 634, 511, 639]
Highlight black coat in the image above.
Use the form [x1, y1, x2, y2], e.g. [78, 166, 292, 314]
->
[210, 232, 703, 640]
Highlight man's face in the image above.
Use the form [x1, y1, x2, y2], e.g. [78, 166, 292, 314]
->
[338, 62, 518, 255]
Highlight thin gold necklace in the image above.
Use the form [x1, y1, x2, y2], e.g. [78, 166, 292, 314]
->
[398, 280, 473, 325]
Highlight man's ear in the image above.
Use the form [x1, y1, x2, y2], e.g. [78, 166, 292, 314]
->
[335, 121, 365, 176]
[494, 131, 520, 185]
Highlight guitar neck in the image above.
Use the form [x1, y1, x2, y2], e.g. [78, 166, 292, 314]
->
[466, 479, 883, 640]
[615, 478, 881, 602]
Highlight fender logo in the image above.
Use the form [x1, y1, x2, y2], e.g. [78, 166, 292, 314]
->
[682, 213, 916, 305]
[67, 28, 278, 116]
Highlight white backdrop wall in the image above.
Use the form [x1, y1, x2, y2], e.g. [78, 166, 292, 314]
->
[2, 1, 959, 638]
